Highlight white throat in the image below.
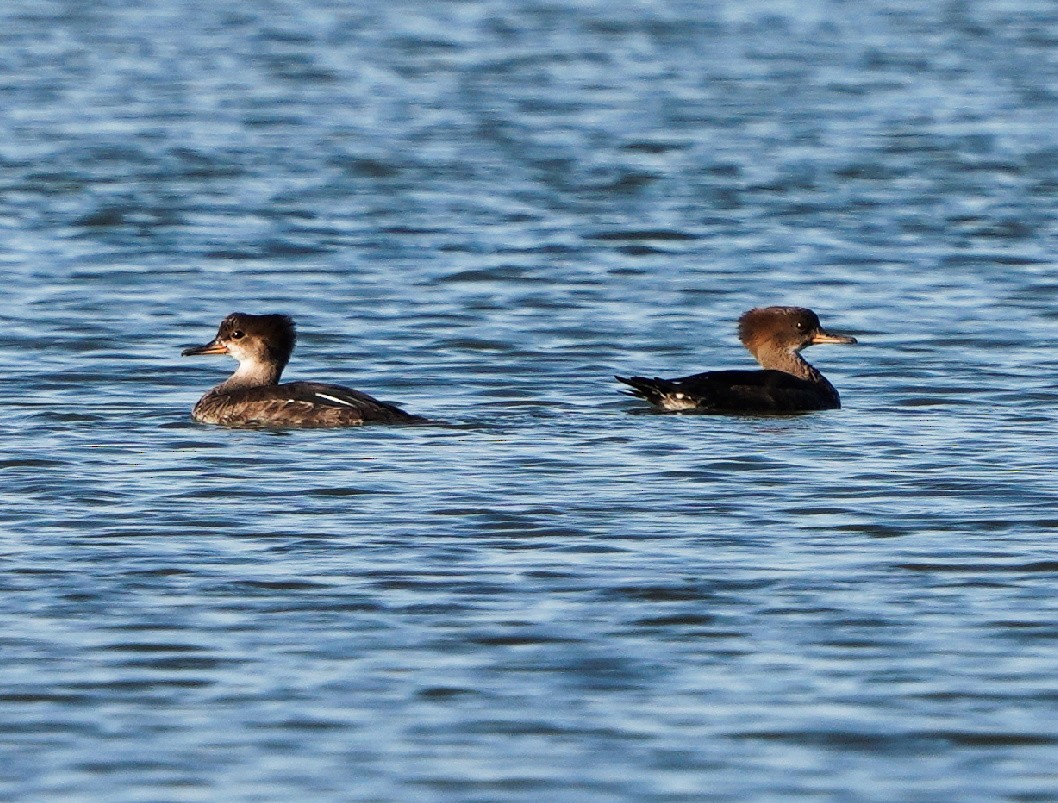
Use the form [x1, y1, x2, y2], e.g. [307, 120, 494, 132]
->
[219, 357, 282, 389]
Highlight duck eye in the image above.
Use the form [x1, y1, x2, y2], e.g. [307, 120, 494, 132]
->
[230, 330, 245, 340]
[796, 322, 804, 330]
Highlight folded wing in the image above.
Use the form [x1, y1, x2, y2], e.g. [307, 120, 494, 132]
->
[199, 381, 426, 427]
[616, 370, 839, 413]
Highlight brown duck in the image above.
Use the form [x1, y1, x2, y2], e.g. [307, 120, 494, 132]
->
[616, 306, 857, 413]
[182, 313, 425, 428]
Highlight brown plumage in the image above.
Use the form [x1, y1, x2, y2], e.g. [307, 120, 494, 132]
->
[616, 306, 857, 413]
[182, 313, 426, 428]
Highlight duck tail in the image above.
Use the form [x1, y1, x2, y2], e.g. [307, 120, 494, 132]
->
[615, 375, 676, 406]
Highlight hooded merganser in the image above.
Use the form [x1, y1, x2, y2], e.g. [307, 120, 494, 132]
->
[182, 313, 426, 427]
[616, 306, 857, 413]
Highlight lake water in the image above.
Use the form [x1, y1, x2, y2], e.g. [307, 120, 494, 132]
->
[3, 0, 1058, 799]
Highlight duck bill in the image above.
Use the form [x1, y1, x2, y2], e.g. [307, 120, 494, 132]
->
[810, 329, 857, 345]
[182, 340, 229, 357]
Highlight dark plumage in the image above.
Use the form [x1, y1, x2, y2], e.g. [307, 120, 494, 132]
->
[616, 306, 857, 414]
[182, 313, 425, 428]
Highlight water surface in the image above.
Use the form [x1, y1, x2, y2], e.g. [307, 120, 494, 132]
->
[3, 0, 1058, 799]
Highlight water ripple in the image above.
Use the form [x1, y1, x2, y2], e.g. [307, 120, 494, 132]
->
[3, 0, 1058, 799]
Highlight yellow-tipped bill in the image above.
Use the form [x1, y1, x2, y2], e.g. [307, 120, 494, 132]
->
[810, 329, 857, 345]
[182, 340, 229, 356]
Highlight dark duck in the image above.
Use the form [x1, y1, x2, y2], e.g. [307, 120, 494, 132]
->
[616, 306, 857, 413]
[182, 313, 425, 427]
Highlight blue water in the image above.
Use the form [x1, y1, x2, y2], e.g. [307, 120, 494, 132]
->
[4, 0, 1058, 799]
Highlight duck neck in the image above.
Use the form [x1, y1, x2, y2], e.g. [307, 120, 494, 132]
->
[216, 359, 284, 392]
[753, 346, 823, 383]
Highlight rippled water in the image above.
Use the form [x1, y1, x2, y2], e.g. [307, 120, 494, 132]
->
[4, 0, 1058, 799]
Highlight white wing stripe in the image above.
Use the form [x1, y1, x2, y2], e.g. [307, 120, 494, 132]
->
[314, 392, 357, 408]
